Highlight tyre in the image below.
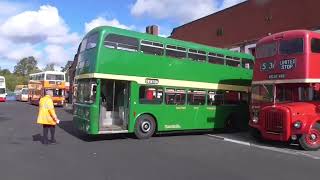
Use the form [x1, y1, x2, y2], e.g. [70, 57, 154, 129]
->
[225, 114, 239, 133]
[134, 114, 156, 139]
[299, 123, 320, 151]
[249, 127, 261, 140]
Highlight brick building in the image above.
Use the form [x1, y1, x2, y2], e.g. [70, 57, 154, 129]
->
[66, 45, 80, 104]
[170, 0, 320, 56]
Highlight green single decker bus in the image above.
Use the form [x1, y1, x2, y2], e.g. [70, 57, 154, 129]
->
[73, 26, 254, 139]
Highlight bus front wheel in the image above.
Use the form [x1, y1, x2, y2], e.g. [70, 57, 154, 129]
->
[299, 123, 320, 151]
[134, 114, 156, 139]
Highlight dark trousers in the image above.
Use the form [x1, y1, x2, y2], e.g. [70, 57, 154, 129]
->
[43, 125, 56, 143]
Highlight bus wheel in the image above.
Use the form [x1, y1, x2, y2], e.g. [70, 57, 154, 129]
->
[225, 115, 238, 132]
[134, 114, 156, 139]
[299, 123, 320, 151]
[249, 127, 261, 141]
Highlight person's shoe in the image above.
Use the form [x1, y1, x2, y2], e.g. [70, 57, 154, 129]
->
[49, 139, 57, 144]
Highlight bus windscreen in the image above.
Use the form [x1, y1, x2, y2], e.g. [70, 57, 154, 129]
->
[46, 74, 64, 81]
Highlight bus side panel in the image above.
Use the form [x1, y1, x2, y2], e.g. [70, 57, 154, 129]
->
[128, 82, 139, 133]
[89, 79, 101, 134]
[195, 105, 216, 129]
[128, 83, 250, 133]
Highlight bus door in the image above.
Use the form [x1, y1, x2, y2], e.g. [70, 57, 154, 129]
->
[100, 80, 130, 131]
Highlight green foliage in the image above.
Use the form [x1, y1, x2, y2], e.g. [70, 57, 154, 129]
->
[61, 61, 73, 72]
[43, 63, 55, 71]
[0, 68, 11, 75]
[13, 56, 41, 76]
[4, 75, 27, 91]
[0, 69, 27, 91]
[1, 56, 42, 91]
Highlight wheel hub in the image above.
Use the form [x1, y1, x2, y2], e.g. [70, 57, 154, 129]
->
[305, 129, 320, 146]
[310, 133, 317, 141]
[141, 121, 151, 133]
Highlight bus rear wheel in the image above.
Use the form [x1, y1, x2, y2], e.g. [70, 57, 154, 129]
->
[134, 114, 156, 139]
[225, 114, 239, 132]
[299, 123, 320, 151]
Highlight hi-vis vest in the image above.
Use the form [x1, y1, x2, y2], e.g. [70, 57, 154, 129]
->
[37, 95, 57, 125]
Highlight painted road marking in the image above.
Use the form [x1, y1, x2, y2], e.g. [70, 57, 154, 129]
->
[207, 134, 320, 160]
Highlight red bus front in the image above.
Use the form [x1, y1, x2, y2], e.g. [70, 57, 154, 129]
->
[250, 30, 320, 150]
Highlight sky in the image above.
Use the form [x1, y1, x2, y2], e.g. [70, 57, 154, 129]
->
[0, 0, 246, 71]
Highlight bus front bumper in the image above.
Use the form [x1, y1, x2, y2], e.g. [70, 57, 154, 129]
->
[249, 122, 290, 142]
[0, 97, 6, 102]
[73, 115, 91, 134]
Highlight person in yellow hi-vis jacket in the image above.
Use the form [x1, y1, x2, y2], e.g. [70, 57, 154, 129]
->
[37, 89, 60, 145]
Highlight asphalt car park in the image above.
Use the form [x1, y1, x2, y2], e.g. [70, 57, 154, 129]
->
[0, 101, 319, 180]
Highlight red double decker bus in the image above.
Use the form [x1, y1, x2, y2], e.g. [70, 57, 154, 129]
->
[250, 30, 320, 150]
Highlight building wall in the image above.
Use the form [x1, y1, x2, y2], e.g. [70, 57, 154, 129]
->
[170, 0, 320, 51]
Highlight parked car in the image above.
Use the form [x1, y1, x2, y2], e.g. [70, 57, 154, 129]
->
[16, 88, 28, 102]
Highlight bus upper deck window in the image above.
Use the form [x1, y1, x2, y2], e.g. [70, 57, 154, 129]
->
[226, 56, 240, 67]
[208, 53, 225, 65]
[279, 38, 303, 55]
[311, 38, 320, 53]
[256, 42, 277, 58]
[86, 33, 99, 49]
[242, 58, 254, 69]
[104, 34, 138, 52]
[166, 45, 187, 59]
[188, 49, 206, 62]
[140, 40, 164, 56]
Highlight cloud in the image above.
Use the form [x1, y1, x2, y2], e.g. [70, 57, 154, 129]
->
[0, 5, 81, 69]
[44, 45, 71, 65]
[0, 5, 79, 45]
[46, 32, 81, 46]
[85, 17, 134, 33]
[5, 44, 42, 61]
[131, 0, 246, 23]
[220, 0, 246, 10]
[0, 37, 42, 62]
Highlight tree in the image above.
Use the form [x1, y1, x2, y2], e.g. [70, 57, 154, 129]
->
[61, 61, 73, 72]
[0, 67, 11, 75]
[43, 63, 55, 71]
[13, 56, 41, 76]
[4, 74, 28, 91]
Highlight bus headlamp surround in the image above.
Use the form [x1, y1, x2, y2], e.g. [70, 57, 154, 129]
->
[252, 111, 259, 124]
[86, 123, 90, 132]
[85, 110, 90, 119]
[293, 121, 302, 129]
[252, 117, 259, 124]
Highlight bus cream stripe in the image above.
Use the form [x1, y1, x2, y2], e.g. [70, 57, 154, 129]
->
[252, 79, 320, 84]
[76, 73, 249, 92]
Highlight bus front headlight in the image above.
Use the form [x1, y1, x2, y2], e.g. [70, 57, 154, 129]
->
[85, 110, 90, 119]
[86, 123, 90, 132]
[252, 117, 259, 124]
[252, 111, 259, 124]
[293, 121, 302, 129]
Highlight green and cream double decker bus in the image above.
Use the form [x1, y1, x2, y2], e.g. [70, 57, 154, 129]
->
[73, 26, 254, 139]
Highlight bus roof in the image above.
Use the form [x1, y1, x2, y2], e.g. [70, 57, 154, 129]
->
[85, 26, 254, 60]
[257, 30, 319, 44]
[29, 71, 65, 76]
